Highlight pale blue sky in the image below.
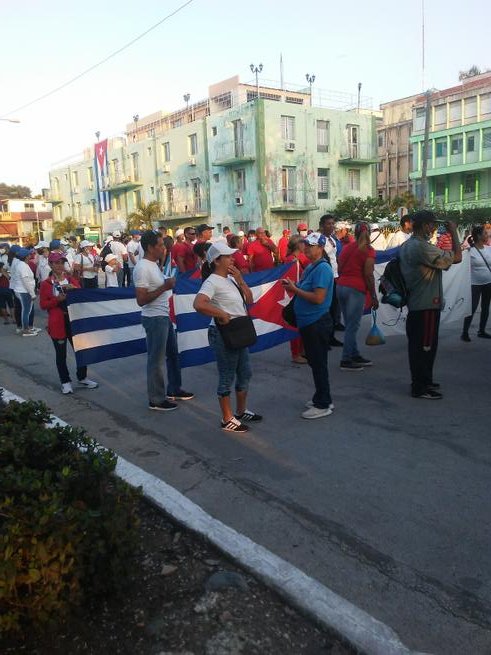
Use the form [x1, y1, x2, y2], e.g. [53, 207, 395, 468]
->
[1, 0, 490, 193]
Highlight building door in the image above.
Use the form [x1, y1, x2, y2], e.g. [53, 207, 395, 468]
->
[347, 125, 359, 158]
[281, 167, 296, 204]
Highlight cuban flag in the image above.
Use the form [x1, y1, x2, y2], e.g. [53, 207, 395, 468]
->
[66, 264, 299, 369]
[94, 139, 111, 212]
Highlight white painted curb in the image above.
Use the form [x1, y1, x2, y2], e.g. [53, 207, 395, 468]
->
[1, 389, 430, 655]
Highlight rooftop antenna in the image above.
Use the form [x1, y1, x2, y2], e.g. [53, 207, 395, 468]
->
[422, 0, 426, 91]
[280, 53, 284, 90]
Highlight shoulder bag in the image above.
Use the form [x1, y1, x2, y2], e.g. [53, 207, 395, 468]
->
[473, 246, 491, 276]
[216, 279, 257, 350]
[282, 259, 326, 328]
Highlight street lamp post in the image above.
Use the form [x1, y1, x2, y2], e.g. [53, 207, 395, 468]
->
[250, 63, 263, 99]
[306, 73, 315, 106]
[183, 93, 190, 121]
[133, 114, 139, 142]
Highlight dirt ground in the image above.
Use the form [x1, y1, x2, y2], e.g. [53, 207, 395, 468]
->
[1, 499, 354, 655]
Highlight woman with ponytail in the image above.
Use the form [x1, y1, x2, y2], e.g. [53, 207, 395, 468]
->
[336, 221, 378, 371]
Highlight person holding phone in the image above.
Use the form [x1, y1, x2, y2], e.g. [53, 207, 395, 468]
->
[39, 252, 98, 394]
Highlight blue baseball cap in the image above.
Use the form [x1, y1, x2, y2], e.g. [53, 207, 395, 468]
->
[49, 239, 61, 250]
[9, 244, 21, 253]
[303, 232, 327, 248]
[16, 247, 31, 259]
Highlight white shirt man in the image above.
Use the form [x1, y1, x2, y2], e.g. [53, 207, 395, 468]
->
[109, 231, 128, 286]
[126, 232, 141, 284]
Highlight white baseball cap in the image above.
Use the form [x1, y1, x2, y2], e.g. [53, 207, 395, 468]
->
[237, 230, 245, 237]
[175, 228, 184, 237]
[79, 240, 92, 248]
[112, 230, 121, 238]
[206, 241, 237, 263]
[35, 240, 49, 249]
[105, 253, 118, 263]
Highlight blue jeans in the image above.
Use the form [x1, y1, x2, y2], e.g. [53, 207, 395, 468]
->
[208, 326, 252, 397]
[141, 316, 182, 403]
[299, 313, 333, 408]
[337, 285, 365, 361]
[15, 292, 34, 329]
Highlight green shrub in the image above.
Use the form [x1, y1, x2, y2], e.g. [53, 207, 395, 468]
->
[0, 398, 140, 633]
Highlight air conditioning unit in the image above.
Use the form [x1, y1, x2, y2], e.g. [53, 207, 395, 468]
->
[73, 186, 80, 194]
[162, 164, 170, 173]
[285, 142, 295, 151]
[235, 195, 243, 206]
[88, 183, 94, 190]
[189, 157, 197, 166]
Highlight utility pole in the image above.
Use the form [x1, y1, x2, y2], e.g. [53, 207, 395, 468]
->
[420, 89, 432, 206]
[250, 64, 263, 99]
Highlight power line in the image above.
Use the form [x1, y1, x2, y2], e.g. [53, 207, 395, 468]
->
[0, 0, 196, 119]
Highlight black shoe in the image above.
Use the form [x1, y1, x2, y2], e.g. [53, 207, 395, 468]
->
[335, 323, 345, 331]
[329, 337, 343, 347]
[221, 417, 249, 432]
[352, 355, 373, 366]
[340, 360, 364, 371]
[411, 389, 443, 399]
[167, 390, 194, 400]
[461, 333, 471, 342]
[477, 331, 491, 339]
[235, 410, 262, 422]
[149, 400, 178, 411]
[428, 382, 440, 389]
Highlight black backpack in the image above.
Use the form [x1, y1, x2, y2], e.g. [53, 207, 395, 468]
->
[379, 258, 408, 309]
[99, 243, 112, 271]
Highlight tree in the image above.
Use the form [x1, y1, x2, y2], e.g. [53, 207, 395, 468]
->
[458, 65, 482, 81]
[52, 216, 78, 239]
[333, 196, 395, 222]
[126, 201, 162, 231]
[0, 183, 32, 199]
[389, 192, 420, 213]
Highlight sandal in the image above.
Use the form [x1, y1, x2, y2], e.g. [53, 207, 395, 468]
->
[221, 416, 249, 432]
[235, 410, 262, 422]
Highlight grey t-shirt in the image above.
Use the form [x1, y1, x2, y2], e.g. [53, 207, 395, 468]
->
[399, 236, 454, 311]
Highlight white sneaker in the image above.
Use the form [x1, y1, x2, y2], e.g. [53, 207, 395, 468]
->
[22, 328, 38, 337]
[31, 327, 42, 333]
[61, 382, 73, 394]
[301, 406, 333, 420]
[78, 378, 98, 389]
[305, 400, 334, 410]
[16, 327, 22, 334]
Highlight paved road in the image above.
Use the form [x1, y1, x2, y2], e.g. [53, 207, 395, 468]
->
[1, 314, 490, 654]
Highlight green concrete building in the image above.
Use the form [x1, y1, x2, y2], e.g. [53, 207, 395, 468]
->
[410, 72, 491, 211]
[48, 76, 378, 237]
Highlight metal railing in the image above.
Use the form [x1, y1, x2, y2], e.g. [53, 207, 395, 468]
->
[270, 188, 317, 207]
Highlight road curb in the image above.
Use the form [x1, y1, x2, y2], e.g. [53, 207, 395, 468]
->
[1, 388, 429, 655]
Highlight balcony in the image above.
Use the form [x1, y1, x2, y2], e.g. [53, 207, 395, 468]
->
[104, 174, 143, 192]
[338, 144, 378, 165]
[270, 189, 318, 212]
[163, 191, 209, 219]
[212, 142, 255, 167]
[46, 193, 63, 205]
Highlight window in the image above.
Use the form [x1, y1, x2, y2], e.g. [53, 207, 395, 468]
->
[165, 184, 174, 212]
[316, 120, 329, 152]
[464, 173, 477, 195]
[113, 195, 120, 211]
[281, 115, 296, 141]
[346, 125, 359, 158]
[285, 96, 303, 104]
[281, 166, 297, 203]
[451, 137, 463, 155]
[87, 167, 94, 184]
[24, 202, 34, 210]
[191, 178, 202, 211]
[464, 96, 477, 123]
[133, 189, 142, 208]
[188, 133, 198, 156]
[317, 168, 330, 199]
[481, 93, 491, 118]
[72, 171, 79, 187]
[213, 173, 220, 183]
[449, 101, 462, 124]
[147, 146, 152, 157]
[435, 179, 445, 197]
[90, 200, 96, 221]
[483, 129, 491, 150]
[434, 104, 446, 128]
[378, 133, 385, 148]
[467, 135, 475, 152]
[423, 141, 433, 161]
[236, 169, 246, 193]
[212, 126, 217, 136]
[435, 139, 447, 159]
[162, 142, 171, 162]
[413, 107, 426, 131]
[378, 160, 384, 173]
[150, 186, 154, 194]
[131, 153, 140, 180]
[348, 169, 361, 192]
[233, 119, 244, 157]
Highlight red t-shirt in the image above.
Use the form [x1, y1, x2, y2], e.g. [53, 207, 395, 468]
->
[232, 250, 249, 272]
[337, 242, 376, 293]
[278, 236, 289, 262]
[248, 239, 275, 271]
[171, 241, 197, 272]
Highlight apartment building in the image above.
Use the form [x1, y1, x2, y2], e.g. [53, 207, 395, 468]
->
[48, 75, 378, 237]
[410, 72, 491, 209]
[0, 198, 53, 245]
[377, 94, 420, 200]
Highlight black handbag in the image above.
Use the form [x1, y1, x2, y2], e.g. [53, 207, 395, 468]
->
[282, 297, 297, 327]
[216, 280, 257, 350]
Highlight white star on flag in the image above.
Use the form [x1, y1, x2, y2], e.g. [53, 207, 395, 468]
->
[278, 289, 292, 308]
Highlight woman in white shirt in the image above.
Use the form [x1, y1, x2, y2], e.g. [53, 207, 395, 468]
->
[193, 241, 261, 433]
[73, 240, 99, 288]
[11, 248, 39, 336]
[461, 224, 491, 341]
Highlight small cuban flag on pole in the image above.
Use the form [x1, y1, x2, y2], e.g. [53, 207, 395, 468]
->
[94, 138, 111, 213]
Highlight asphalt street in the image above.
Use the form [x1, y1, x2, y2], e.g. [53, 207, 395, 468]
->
[1, 313, 490, 654]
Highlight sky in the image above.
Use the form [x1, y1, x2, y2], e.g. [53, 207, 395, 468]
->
[1, 0, 490, 195]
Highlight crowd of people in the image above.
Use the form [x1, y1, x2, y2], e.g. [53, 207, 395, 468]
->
[0, 213, 490, 429]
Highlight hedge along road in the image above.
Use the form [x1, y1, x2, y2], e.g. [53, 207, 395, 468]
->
[1, 317, 490, 655]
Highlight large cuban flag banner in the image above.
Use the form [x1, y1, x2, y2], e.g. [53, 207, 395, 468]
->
[94, 139, 111, 212]
[67, 263, 299, 368]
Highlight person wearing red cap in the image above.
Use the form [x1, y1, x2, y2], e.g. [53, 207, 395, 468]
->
[40, 252, 98, 394]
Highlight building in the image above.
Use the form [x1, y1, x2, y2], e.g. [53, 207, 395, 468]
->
[377, 94, 420, 200]
[0, 198, 53, 245]
[410, 72, 491, 210]
[48, 75, 378, 236]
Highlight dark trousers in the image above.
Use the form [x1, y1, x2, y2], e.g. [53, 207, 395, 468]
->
[122, 264, 131, 287]
[51, 336, 87, 384]
[13, 294, 21, 328]
[463, 283, 491, 334]
[299, 313, 333, 408]
[406, 309, 441, 395]
[330, 281, 342, 327]
[82, 277, 98, 289]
